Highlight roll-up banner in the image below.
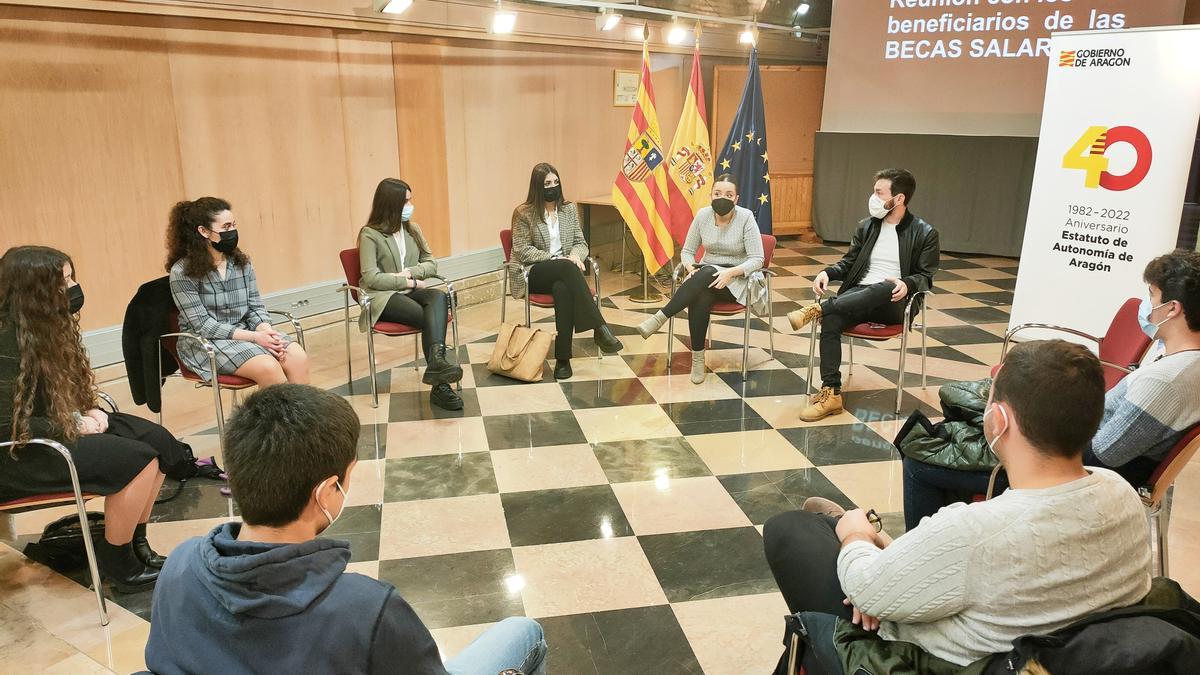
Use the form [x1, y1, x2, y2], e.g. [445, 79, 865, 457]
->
[1009, 26, 1200, 343]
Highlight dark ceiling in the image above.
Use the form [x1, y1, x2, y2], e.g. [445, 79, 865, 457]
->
[530, 0, 832, 31]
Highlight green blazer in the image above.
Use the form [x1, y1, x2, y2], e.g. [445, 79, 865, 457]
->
[357, 223, 438, 331]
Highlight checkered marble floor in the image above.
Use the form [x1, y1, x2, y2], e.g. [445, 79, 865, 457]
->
[8, 240, 1017, 674]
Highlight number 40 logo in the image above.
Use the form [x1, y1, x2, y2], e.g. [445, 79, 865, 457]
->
[1062, 125, 1153, 191]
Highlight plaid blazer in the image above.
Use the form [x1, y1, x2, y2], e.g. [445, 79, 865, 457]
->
[508, 202, 588, 298]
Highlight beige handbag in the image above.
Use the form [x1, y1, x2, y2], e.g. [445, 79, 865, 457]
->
[487, 323, 554, 382]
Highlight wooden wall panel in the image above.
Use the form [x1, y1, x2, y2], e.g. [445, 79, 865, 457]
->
[771, 172, 814, 237]
[0, 8, 186, 330]
[164, 21, 353, 294]
[337, 36, 402, 242]
[393, 41, 452, 256]
[712, 65, 826, 174]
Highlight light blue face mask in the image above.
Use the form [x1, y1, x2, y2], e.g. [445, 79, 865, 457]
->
[402, 204, 414, 222]
[1138, 296, 1171, 342]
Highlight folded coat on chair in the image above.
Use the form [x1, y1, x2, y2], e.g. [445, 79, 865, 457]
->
[894, 377, 995, 472]
[121, 276, 179, 413]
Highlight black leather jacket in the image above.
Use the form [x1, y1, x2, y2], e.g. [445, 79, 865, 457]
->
[824, 211, 940, 313]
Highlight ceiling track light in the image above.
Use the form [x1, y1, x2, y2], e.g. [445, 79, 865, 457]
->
[739, 24, 756, 45]
[665, 21, 689, 45]
[375, 0, 412, 15]
[796, 2, 810, 16]
[491, 0, 516, 34]
[596, 8, 622, 31]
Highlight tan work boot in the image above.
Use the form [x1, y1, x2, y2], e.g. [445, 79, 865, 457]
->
[787, 303, 823, 331]
[799, 387, 843, 422]
[801, 497, 846, 518]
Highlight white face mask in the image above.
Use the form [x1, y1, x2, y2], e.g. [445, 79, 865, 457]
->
[982, 403, 1009, 458]
[868, 193, 895, 219]
[315, 478, 347, 531]
[401, 204, 414, 222]
[1141, 299, 1173, 340]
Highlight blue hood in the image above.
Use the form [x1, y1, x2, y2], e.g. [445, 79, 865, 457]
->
[190, 522, 351, 619]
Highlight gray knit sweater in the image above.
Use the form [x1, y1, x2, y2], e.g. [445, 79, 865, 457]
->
[680, 205, 764, 304]
[838, 467, 1151, 665]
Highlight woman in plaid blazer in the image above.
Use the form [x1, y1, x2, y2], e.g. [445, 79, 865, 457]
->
[166, 198, 310, 386]
[510, 162, 623, 380]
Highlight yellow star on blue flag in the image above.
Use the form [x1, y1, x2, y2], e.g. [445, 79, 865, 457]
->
[715, 48, 772, 234]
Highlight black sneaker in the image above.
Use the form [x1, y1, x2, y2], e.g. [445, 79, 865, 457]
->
[430, 383, 464, 411]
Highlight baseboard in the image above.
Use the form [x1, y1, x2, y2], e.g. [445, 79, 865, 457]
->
[84, 246, 505, 367]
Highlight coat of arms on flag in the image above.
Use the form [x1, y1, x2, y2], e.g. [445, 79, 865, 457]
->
[670, 145, 712, 196]
[622, 133, 664, 183]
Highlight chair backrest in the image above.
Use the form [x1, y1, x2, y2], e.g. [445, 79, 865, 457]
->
[500, 229, 514, 263]
[1144, 424, 1200, 507]
[694, 233, 777, 270]
[338, 248, 363, 303]
[1100, 297, 1152, 371]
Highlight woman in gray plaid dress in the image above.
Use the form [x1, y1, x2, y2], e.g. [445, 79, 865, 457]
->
[166, 198, 309, 386]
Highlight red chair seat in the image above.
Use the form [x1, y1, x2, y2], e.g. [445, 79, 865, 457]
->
[710, 301, 747, 315]
[178, 364, 255, 388]
[845, 322, 903, 339]
[372, 321, 421, 336]
[528, 293, 555, 307]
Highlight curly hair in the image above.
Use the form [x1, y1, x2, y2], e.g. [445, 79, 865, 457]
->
[0, 246, 97, 450]
[165, 197, 248, 278]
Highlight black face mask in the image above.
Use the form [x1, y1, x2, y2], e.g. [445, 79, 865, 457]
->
[711, 198, 735, 217]
[210, 230, 239, 255]
[543, 185, 561, 203]
[68, 284, 85, 314]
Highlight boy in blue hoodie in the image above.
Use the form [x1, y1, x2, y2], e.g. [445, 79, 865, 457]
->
[146, 384, 547, 674]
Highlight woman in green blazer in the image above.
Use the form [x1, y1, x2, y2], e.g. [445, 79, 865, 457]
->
[358, 178, 463, 410]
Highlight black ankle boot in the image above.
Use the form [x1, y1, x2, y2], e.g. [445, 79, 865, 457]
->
[97, 539, 159, 593]
[430, 383, 464, 411]
[422, 344, 464, 386]
[593, 325, 624, 354]
[133, 523, 166, 569]
[554, 359, 573, 380]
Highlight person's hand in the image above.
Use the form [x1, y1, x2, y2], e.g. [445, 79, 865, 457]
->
[412, 278, 428, 290]
[85, 408, 109, 433]
[813, 271, 830, 297]
[566, 254, 585, 272]
[253, 329, 286, 357]
[255, 323, 273, 333]
[709, 268, 738, 290]
[888, 278, 909, 302]
[77, 415, 103, 435]
[843, 598, 881, 631]
[682, 264, 697, 279]
[835, 508, 878, 544]
[396, 269, 413, 278]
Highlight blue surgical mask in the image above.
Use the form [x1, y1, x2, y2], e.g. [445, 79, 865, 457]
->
[1138, 297, 1172, 340]
[402, 204, 414, 222]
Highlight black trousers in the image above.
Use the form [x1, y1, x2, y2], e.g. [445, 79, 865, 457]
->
[527, 258, 604, 361]
[819, 282, 907, 389]
[662, 266, 736, 351]
[378, 288, 449, 361]
[764, 510, 853, 675]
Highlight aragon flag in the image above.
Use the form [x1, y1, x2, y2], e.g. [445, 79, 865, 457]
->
[665, 42, 714, 245]
[611, 41, 674, 274]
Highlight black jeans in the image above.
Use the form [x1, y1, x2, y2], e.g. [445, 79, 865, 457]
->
[379, 288, 448, 361]
[819, 282, 907, 389]
[662, 266, 736, 351]
[527, 258, 604, 361]
[763, 510, 853, 675]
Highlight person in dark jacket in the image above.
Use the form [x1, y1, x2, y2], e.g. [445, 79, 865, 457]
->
[788, 168, 940, 422]
[145, 384, 547, 675]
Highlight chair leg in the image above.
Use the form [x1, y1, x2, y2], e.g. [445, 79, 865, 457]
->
[413, 334, 420, 372]
[451, 291, 462, 393]
[1160, 491, 1173, 577]
[806, 321, 818, 395]
[848, 337, 854, 375]
[213, 382, 227, 457]
[156, 345, 165, 427]
[921, 304, 928, 389]
[63, 456, 107, 626]
[525, 293, 532, 328]
[896, 329, 910, 415]
[367, 327, 379, 409]
[767, 274, 775, 359]
[344, 289, 353, 391]
[741, 305, 751, 382]
[501, 269, 508, 325]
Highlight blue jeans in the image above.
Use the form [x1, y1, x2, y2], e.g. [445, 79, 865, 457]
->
[444, 617, 547, 675]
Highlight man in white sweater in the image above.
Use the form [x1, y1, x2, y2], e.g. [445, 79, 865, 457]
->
[763, 340, 1152, 671]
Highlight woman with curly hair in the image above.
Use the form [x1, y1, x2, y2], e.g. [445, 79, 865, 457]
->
[0, 246, 172, 591]
[166, 197, 309, 386]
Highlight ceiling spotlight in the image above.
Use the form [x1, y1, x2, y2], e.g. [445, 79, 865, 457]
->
[491, 2, 516, 34]
[666, 22, 689, 45]
[596, 9, 621, 31]
[376, 0, 412, 14]
[796, 2, 810, 15]
[739, 26, 756, 45]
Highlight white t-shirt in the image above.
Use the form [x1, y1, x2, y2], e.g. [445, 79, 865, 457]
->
[544, 209, 562, 256]
[391, 230, 407, 267]
[860, 221, 902, 286]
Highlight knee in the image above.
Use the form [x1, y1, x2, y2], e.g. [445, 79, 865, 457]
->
[242, 357, 286, 385]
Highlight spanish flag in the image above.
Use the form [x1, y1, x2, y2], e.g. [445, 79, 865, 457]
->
[612, 42, 674, 274]
[666, 43, 713, 245]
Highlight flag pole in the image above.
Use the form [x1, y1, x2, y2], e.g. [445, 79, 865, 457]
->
[628, 28, 664, 304]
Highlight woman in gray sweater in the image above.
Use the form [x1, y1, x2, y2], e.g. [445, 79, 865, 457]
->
[638, 175, 764, 383]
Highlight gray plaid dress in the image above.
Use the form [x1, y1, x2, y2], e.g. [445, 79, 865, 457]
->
[168, 258, 291, 381]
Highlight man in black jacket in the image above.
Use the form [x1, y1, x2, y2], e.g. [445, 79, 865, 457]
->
[789, 168, 940, 421]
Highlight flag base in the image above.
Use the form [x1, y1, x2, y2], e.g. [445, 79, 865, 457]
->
[628, 267, 664, 303]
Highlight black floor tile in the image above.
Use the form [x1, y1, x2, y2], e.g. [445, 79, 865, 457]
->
[717, 368, 809, 398]
[935, 258, 984, 270]
[779, 423, 898, 466]
[591, 437, 712, 483]
[540, 605, 703, 675]
[840, 387, 940, 423]
[761, 467, 856, 510]
[717, 473, 804, 524]
[560, 377, 656, 409]
[383, 452, 497, 502]
[941, 306, 1012, 324]
[500, 485, 633, 546]
[357, 423, 387, 460]
[387, 388, 482, 421]
[963, 291, 1014, 306]
[148, 481, 238, 523]
[471, 362, 555, 387]
[324, 504, 382, 563]
[926, 325, 1004, 345]
[661, 399, 770, 435]
[330, 371, 392, 397]
[483, 410, 588, 450]
[638, 527, 777, 603]
[982, 277, 1017, 291]
[920, 346, 991, 366]
[379, 549, 524, 629]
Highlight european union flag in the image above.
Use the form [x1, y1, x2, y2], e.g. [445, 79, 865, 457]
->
[716, 48, 772, 234]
